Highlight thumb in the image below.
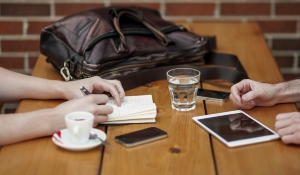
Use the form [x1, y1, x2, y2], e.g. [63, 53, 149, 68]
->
[241, 91, 257, 102]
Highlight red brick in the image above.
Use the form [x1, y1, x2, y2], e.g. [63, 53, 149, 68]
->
[0, 3, 50, 16]
[276, 2, 300, 15]
[221, 3, 270, 15]
[1, 40, 40, 52]
[0, 57, 24, 69]
[166, 3, 215, 16]
[29, 56, 38, 69]
[110, 3, 160, 11]
[274, 56, 293, 68]
[256, 20, 297, 33]
[55, 3, 105, 16]
[0, 21, 23, 34]
[28, 21, 55, 34]
[273, 39, 300, 51]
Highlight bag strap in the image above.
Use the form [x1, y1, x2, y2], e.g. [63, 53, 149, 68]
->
[117, 52, 248, 91]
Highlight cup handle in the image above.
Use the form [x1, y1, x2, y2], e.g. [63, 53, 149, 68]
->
[73, 126, 80, 135]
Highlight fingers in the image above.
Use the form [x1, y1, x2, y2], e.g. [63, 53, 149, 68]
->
[275, 112, 300, 132]
[275, 113, 292, 132]
[230, 79, 253, 109]
[229, 79, 261, 109]
[104, 79, 125, 106]
[85, 93, 110, 104]
[241, 90, 255, 102]
[55, 94, 114, 126]
[281, 133, 300, 145]
[82, 95, 112, 124]
[277, 125, 295, 137]
[73, 94, 113, 117]
[105, 79, 125, 97]
[229, 82, 243, 104]
[94, 115, 108, 123]
[276, 112, 297, 120]
[83, 95, 113, 114]
[90, 78, 124, 106]
[275, 112, 300, 145]
[76, 77, 125, 106]
[93, 103, 113, 114]
[230, 93, 256, 109]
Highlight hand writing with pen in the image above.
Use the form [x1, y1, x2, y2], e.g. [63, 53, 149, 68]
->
[0, 67, 125, 146]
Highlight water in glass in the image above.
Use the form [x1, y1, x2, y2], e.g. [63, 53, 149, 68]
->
[168, 75, 199, 111]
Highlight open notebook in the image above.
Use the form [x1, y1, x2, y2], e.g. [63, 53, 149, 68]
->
[101, 95, 157, 124]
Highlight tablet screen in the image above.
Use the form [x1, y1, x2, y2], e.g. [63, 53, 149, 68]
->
[197, 112, 275, 142]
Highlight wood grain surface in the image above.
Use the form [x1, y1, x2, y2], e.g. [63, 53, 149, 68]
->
[0, 22, 299, 175]
[193, 22, 300, 175]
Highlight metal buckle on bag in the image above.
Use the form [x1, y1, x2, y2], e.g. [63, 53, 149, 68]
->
[60, 61, 74, 81]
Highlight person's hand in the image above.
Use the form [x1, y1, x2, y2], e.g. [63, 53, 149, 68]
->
[275, 112, 300, 145]
[230, 79, 278, 109]
[62, 76, 125, 106]
[54, 94, 113, 126]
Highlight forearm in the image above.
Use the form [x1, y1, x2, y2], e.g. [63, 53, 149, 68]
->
[0, 108, 64, 146]
[0, 67, 66, 102]
[274, 79, 300, 104]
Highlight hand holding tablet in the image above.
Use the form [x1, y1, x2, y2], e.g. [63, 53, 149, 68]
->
[192, 110, 279, 147]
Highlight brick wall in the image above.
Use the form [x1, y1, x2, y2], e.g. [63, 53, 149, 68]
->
[0, 0, 299, 79]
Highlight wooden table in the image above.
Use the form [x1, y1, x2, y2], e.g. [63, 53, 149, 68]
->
[1, 22, 300, 175]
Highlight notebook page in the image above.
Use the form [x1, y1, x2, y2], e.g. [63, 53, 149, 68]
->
[106, 95, 153, 106]
[108, 103, 156, 119]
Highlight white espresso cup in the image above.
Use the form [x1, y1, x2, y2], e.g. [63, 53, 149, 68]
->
[65, 111, 94, 145]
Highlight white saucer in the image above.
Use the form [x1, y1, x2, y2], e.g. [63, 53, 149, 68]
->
[52, 128, 107, 151]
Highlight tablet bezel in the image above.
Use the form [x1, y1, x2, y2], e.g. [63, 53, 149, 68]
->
[192, 110, 280, 147]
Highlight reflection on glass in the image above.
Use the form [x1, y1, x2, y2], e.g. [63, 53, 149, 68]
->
[198, 113, 274, 142]
[229, 114, 264, 132]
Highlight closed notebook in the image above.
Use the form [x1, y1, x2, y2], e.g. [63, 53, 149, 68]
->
[101, 95, 157, 124]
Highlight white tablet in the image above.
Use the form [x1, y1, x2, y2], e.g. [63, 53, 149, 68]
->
[192, 110, 280, 147]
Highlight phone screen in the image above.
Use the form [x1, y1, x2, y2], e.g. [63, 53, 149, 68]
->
[197, 89, 230, 101]
[115, 127, 167, 147]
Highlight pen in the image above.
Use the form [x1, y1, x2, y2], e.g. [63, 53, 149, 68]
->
[80, 86, 91, 96]
[81, 86, 112, 97]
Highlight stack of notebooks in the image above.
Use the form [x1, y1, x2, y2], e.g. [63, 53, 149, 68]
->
[102, 95, 157, 124]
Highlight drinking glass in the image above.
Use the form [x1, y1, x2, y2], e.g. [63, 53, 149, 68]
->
[167, 68, 200, 111]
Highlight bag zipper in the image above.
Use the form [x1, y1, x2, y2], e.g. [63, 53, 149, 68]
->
[79, 49, 207, 78]
[83, 25, 186, 55]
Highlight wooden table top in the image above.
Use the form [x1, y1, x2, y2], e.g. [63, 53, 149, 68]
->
[0, 22, 299, 175]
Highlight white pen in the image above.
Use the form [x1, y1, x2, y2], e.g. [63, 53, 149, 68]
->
[80, 86, 91, 96]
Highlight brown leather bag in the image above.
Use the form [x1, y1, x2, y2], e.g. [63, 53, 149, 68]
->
[40, 6, 247, 90]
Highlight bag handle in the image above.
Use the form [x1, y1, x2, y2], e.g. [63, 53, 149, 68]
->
[110, 9, 170, 53]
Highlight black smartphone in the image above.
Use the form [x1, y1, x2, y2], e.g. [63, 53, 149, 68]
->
[197, 89, 230, 101]
[115, 127, 168, 148]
